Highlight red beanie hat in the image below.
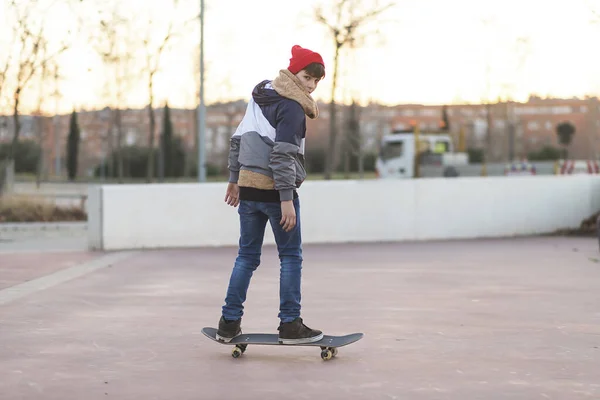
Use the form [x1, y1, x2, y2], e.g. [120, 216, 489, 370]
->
[287, 45, 325, 75]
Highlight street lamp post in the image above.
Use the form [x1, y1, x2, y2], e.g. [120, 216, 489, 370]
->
[197, 0, 206, 182]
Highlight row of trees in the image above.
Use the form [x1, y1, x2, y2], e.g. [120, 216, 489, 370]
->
[465, 119, 577, 163]
[525, 121, 577, 161]
[0, 110, 81, 179]
[86, 99, 378, 179]
[4, 0, 583, 181]
[89, 104, 186, 181]
[0, 0, 397, 183]
[94, 103, 194, 180]
[1, 89, 380, 183]
[0, 0, 197, 183]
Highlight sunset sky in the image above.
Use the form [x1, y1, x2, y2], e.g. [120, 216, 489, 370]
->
[2, 0, 600, 115]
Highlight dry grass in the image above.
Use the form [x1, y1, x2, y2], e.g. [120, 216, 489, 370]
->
[573, 212, 600, 236]
[0, 194, 87, 223]
[552, 211, 599, 237]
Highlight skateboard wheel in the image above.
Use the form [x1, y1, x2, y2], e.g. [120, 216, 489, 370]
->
[331, 348, 338, 357]
[238, 344, 247, 353]
[321, 349, 333, 361]
[232, 347, 243, 358]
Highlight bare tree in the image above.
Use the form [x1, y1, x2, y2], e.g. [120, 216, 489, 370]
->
[0, 22, 18, 115]
[1, 0, 72, 162]
[142, 21, 175, 183]
[33, 60, 56, 187]
[141, 2, 197, 182]
[587, 1, 600, 157]
[314, 0, 394, 179]
[342, 99, 362, 178]
[478, 13, 532, 162]
[50, 64, 63, 177]
[91, 3, 138, 182]
[82, 0, 194, 182]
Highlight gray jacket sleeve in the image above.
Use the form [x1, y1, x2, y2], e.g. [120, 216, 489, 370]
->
[270, 142, 299, 201]
[228, 136, 241, 183]
[269, 100, 305, 201]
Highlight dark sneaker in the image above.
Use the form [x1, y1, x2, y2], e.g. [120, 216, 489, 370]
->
[216, 316, 242, 342]
[278, 317, 323, 344]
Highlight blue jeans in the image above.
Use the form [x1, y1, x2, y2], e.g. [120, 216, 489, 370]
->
[221, 198, 302, 323]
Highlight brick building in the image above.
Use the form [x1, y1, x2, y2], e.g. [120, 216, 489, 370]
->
[1, 95, 599, 178]
[383, 96, 600, 162]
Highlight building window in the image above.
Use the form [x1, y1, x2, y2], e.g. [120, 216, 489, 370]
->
[552, 106, 571, 114]
[126, 129, 136, 145]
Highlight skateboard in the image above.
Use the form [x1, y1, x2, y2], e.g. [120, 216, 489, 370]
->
[201, 327, 363, 361]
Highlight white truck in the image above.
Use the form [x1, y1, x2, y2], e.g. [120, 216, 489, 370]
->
[374, 129, 560, 178]
[375, 130, 469, 179]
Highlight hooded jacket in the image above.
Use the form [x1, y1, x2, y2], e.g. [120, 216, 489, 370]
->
[228, 70, 318, 202]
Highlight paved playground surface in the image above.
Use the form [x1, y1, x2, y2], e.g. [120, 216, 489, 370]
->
[1, 236, 599, 399]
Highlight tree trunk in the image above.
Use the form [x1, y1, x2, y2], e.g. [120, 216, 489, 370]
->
[158, 121, 164, 183]
[106, 122, 114, 179]
[343, 150, 350, 178]
[358, 144, 364, 179]
[185, 108, 197, 178]
[115, 108, 124, 183]
[9, 88, 21, 161]
[344, 99, 361, 179]
[351, 100, 364, 179]
[325, 42, 341, 180]
[35, 116, 43, 188]
[147, 104, 156, 182]
[485, 102, 491, 162]
[146, 75, 156, 183]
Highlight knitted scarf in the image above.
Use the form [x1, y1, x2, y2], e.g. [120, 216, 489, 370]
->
[271, 69, 319, 119]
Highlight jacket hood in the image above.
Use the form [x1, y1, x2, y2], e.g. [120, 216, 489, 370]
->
[252, 80, 282, 107]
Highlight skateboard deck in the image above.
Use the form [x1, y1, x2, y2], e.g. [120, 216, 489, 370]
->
[201, 327, 363, 360]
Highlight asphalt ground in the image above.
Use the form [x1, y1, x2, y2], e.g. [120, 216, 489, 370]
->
[0, 236, 599, 399]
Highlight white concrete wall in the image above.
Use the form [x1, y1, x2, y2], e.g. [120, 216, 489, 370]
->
[88, 175, 600, 250]
[87, 185, 103, 250]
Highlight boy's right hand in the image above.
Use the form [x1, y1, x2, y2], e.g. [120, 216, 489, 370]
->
[224, 182, 240, 207]
[280, 200, 296, 232]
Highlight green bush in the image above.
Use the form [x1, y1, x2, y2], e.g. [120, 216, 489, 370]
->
[95, 139, 187, 179]
[527, 145, 561, 161]
[467, 148, 484, 163]
[0, 140, 40, 174]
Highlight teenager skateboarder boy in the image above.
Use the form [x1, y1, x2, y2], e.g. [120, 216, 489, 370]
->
[217, 45, 326, 345]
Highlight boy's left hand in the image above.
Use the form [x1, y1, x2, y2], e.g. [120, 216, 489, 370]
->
[225, 182, 240, 207]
